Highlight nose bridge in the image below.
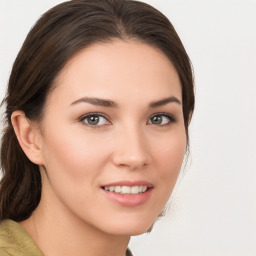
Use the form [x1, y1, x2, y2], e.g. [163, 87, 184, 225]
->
[112, 122, 149, 169]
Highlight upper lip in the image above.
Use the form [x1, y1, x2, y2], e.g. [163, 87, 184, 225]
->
[101, 180, 154, 188]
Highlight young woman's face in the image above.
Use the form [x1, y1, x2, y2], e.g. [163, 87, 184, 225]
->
[38, 40, 186, 236]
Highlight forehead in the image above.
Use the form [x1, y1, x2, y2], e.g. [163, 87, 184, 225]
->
[50, 39, 182, 106]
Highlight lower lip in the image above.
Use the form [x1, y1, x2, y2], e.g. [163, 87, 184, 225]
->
[101, 188, 153, 207]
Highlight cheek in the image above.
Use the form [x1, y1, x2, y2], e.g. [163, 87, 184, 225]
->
[41, 126, 111, 180]
[150, 128, 186, 201]
[151, 130, 186, 176]
[39, 126, 113, 213]
[141, 129, 186, 219]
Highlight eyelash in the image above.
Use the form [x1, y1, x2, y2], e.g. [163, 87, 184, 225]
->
[148, 112, 176, 126]
[79, 113, 111, 127]
[79, 112, 176, 127]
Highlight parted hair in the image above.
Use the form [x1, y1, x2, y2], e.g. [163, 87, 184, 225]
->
[0, 0, 194, 222]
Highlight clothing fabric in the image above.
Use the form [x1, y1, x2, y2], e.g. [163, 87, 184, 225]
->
[0, 219, 43, 256]
[0, 219, 133, 256]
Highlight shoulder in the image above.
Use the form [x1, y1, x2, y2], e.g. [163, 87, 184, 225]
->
[0, 220, 20, 255]
[0, 248, 15, 256]
[0, 220, 43, 256]
[0, 220, 15, 248]
[0, 249, 12, 256]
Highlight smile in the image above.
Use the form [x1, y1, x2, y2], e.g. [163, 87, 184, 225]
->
[103, 185, 148, 194]
[101, 181, 154, 207]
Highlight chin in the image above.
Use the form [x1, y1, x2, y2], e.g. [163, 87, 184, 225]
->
[100, 215, 157, 236]
[109, 225, 153, 236]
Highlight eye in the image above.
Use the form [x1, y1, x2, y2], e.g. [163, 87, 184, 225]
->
[148, 113, 176, 126]
[80, 113, 110, 126]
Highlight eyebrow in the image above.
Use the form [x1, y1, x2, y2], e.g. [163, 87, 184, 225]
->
[149, 96, 181, 107]
[70, 96, 181, 108]
[70, 97, 117, 107]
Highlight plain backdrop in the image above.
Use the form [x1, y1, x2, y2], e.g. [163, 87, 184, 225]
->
[0, 0, 255, 255]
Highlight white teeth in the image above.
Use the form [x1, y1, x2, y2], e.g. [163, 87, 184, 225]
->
[131, 186, 139, 194]
[104, 185, 148, 194]
[114, 186, 121, 193]
[121, 186, 131, 194]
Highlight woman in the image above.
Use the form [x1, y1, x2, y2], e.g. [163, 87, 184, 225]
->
[0, 0, 194, 255]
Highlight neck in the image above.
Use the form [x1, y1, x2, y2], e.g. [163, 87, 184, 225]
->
[20, 189, 130, 256]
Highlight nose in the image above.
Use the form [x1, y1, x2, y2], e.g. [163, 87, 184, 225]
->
[111, 125, 150, 170]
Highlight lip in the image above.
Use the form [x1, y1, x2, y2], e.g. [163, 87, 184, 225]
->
[101, 180, 153, 188]
[101, 180, 154, 207]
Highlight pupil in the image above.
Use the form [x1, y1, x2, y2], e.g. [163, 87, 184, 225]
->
[88, 116, 99, 125]
[152, 116, 162, 124]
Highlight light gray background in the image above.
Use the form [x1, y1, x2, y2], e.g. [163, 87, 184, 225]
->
[0, 0, 255, 255]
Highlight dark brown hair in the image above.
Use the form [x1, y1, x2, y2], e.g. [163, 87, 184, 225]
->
[0, 0, 194, 222]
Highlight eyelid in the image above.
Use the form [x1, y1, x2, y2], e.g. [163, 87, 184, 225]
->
[78, 112, 176, 127]
[79, 112, 112, 127]
[147, 112, 176, 125]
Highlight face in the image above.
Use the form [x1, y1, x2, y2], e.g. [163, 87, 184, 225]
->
[37, 40, 186, 236]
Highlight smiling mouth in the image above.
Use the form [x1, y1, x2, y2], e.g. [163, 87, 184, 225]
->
[103, 185, 148, 195]
[101, 182, 154, 206]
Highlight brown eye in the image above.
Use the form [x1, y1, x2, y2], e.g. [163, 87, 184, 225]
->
[148, 114, 175, 126]
[81, 114, 109, 126]
[87, 115, 100, 125]
[151, 116, 163, 125]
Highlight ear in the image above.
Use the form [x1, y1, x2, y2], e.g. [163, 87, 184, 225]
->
[11, 110, 44, 165]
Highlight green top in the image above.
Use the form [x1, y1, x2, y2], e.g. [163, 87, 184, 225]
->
[0, 219, 43, 256]
[0, 219, 133, 256]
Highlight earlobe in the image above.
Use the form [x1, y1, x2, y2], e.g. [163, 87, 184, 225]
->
[11, 110, 44, 165]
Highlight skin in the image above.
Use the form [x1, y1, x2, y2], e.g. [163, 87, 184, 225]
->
[12, 40, 186, 256]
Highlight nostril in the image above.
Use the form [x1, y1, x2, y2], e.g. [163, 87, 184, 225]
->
[111, 132, 150, 169]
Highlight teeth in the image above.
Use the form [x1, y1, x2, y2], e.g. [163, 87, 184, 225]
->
[121, 186, 130, 194]
[114, 186, 121, 193]
[104, 185, 148, 194]
[131, 186, 139, 194]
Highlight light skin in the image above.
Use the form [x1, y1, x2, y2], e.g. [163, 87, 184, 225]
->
[11, 40, 186, 256]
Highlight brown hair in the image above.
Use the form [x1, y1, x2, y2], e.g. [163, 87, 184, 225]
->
[0, 0, 194, 222]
